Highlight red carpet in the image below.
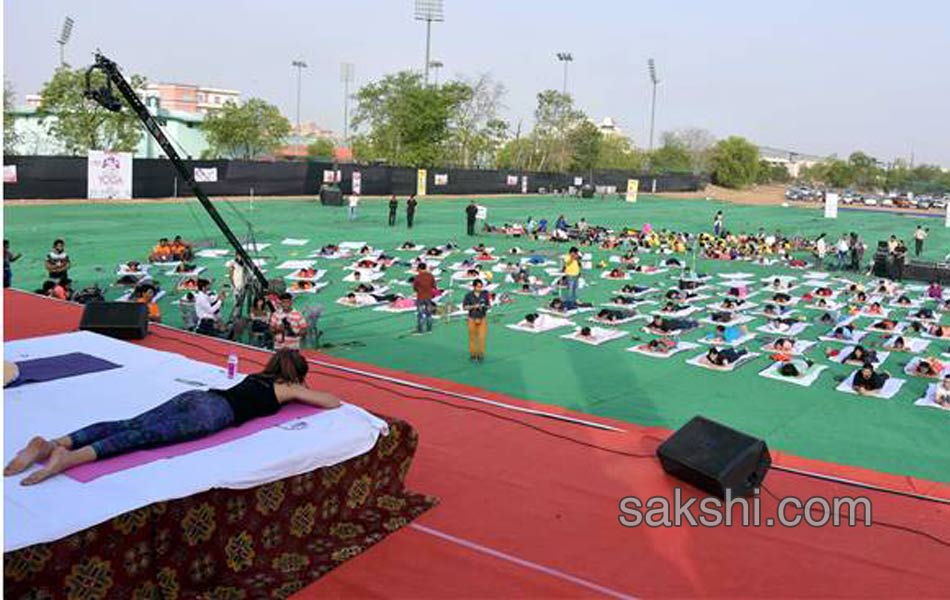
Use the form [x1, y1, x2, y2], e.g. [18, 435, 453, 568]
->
[5, 290, 950, 597]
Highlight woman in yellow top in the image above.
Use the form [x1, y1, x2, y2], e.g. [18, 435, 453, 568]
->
[562, 246, 582, 308]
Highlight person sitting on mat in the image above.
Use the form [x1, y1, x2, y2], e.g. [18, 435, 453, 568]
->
[133, 283, 162, 323]
[51, 277, 72, 301]
[148, 238, 173, 263]
[852, 361, 890, 395]
[171, 236, 193, 261]
[702, 346, 749, 369]
[935, 374, 950, 407]
[927, 281, 944, 301]
[3, 350, 342, 486]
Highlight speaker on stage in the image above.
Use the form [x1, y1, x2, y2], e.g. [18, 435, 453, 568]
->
[656, 416, 771, 498]
[79, 302, 149, 340]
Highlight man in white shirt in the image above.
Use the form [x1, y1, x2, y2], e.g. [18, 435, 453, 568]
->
[225, 255, 246, 297]
[347, 195, 359, 221]
[194, 278, 227, 335]
[836, 235, 850, 270]
[914, 226, 928, 257]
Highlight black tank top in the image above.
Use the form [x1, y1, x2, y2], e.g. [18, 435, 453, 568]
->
[212, 375, 281, 426]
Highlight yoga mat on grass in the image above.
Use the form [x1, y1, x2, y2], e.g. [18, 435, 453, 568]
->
[8, 353, 122, 388]
[64, 402, 324, 483]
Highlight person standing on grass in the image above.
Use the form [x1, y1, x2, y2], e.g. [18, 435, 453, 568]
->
[562, 246, 582, 308]
[347, 194, 359, 221]
[465, 201, 479, 236]
[45, 239, 70, 281]
[4, 240, 22, 288]
[814, 234, 827, 269]
[835, 234, 849, 270]
[463, 279, 491, 362]
[406, 194, 418, 228]
[388, 195, 398, 226]
[412, 262, 437, 334]
[269, 292, 308, 350]
[914, 225, 928, 257]
[713, 211, 724, 238]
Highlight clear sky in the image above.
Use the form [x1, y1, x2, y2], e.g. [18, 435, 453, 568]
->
[5, 0, 950, 166]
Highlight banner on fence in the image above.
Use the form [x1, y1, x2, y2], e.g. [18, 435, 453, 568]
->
[87, 151, 132, 199]
[521, 175, 528, 194]
[322, 170, 341, 184]
[945, 201, 949, 228]
[573, 176, 583, 186]
[3, 165, 17, 183]
[352, 171, 362, 195]
[194, 167, 218, 183]
[434, 173, 448, 186]
[506, 174, 518, 186]
[625, 179, 639, 203]
[824, 193, 839, 219]
[417, 169, 427, 196]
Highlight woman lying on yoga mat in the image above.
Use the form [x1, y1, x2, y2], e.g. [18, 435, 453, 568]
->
[852, 362, 890, 395]
[4, 350, 342, 486]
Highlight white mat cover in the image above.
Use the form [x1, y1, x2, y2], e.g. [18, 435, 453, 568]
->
[836, 372, 905, 399]
[3, 331, 388, 552]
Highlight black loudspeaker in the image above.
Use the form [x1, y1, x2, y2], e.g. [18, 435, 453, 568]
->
[657, 416, 771, 499]
[320, 186, 344, 206]
[79, 302, 149, 340]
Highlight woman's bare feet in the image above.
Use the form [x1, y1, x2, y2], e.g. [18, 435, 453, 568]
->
[20, 445, 93, 486]
[4, 437, 54, 476]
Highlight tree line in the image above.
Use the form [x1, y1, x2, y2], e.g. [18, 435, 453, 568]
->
[6, 66, 948, 193]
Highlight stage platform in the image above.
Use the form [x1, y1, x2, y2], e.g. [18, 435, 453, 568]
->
[3, 294, 435, 598]
[4, 291, 950, 598]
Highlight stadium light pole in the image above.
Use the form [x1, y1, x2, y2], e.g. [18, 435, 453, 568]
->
[56, 16, 74, 66]
[340, 62, 355, 145]
[429, 60, 444, 87]
[647, 58, 660, 153]
[291, 59, 308, 132]
[556, 52, 573, 96]
[414, 0, 445, 86]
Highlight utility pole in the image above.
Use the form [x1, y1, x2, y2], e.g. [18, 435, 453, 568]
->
[340, 62, 355, 145]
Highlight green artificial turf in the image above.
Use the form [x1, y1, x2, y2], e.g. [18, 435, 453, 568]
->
[5, 194, 950, 482]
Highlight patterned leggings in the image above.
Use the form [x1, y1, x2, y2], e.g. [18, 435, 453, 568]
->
[68, 390, 235, 459]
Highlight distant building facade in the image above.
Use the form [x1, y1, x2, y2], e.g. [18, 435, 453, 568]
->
[758, 146, 826, 178]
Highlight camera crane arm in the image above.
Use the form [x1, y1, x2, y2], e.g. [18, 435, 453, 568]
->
[84, 52, 268, 290]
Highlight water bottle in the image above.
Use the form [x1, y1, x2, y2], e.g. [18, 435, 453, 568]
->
[227, 353, 238, 379]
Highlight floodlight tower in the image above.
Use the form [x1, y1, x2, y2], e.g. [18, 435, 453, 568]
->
[291, 59, 308, 131]
[556, 52, 573, 96]
[429, 60, 444, 87]
[414, 0, 445, 86]
[340, 62, 355, 144]
[56, 17, 74, 66]
[647, 58, 660, 153]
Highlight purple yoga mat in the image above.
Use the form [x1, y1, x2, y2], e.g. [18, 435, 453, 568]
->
[64, 403, 323, 483]
[9, 353, 122, 387]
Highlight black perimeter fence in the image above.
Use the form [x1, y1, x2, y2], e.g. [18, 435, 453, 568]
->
[3, 155, 707, 200]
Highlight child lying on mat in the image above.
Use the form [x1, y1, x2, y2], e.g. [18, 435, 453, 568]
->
[3, 350, 342, 486]
[851, 362, 891, 396]
[699, 347, 749, 370]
